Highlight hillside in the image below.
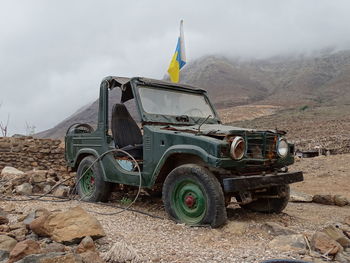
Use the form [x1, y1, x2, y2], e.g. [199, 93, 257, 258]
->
[36, 50, 350, 138]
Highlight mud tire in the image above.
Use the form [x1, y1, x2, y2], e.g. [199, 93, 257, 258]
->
[162, 164, 227, 228]
[76, 156, 113, 202]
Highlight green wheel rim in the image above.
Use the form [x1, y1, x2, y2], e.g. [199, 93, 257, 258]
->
[171, 179, 207, 224]
[80, 168, 96, 196]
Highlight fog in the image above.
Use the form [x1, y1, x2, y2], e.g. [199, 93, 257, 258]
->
[1, 0, 350, 134]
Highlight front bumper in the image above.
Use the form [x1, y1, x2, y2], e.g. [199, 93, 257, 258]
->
[222, 171, 303, 193]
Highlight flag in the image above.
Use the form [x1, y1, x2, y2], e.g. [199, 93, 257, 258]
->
[167, 20, 186, 83]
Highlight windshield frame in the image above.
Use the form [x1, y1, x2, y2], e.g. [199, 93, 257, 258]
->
[130, 79, 221, 125]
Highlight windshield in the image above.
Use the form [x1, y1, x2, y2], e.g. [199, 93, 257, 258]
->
[137, 86, 215, 118]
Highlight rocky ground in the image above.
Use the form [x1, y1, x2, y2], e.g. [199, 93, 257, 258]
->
[0, 153, 349, 262]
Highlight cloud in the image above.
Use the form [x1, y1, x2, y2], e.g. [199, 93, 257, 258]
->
[1, 0, 350, 134]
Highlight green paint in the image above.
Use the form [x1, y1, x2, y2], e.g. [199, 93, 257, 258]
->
[171, 178, 207, 224]
[65, 76, 296, 191]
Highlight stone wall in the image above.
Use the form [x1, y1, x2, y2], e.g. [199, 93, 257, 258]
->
[0, 137, 66, 172]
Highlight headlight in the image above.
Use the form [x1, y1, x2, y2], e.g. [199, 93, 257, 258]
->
[277, 138, 288, 157]
[230, 136, 245, 160]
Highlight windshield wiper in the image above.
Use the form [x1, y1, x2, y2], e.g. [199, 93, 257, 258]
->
[197, 115, 212, 134]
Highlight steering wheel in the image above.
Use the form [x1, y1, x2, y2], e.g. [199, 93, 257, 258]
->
[183, 108, 204, 116]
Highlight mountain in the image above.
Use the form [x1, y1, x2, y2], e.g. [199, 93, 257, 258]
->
[36, 50, 350, 138]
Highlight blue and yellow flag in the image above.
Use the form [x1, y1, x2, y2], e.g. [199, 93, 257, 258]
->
[167, 20, 186, 83]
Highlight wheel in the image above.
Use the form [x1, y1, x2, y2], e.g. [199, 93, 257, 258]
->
[240, 185, 290, 213]
[162, 164, 227, 228]
[76, 156, 113, 202]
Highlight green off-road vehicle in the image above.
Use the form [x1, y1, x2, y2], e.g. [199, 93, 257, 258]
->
[65, 76, 303, 227]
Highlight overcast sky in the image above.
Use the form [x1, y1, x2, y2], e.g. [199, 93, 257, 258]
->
[1, 0, 350, 135]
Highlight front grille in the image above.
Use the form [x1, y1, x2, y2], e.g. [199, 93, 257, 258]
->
[246, 132, 277, 159]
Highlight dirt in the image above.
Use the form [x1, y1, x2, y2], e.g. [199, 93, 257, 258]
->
[1, 153, 349, 263]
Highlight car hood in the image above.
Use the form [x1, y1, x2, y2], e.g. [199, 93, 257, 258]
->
[163, 124, 281, 137]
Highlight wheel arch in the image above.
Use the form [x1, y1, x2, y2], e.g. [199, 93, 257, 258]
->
[153, 152, 207, 187]
[73, 149, 108, 181]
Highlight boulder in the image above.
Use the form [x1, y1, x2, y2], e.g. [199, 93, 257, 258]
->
[313, 194, 334, 205]
[30, 206, 105, 244]
[15, 183, 33, 195]
[311, 231, 343, 255]
[289, 190, 313, 202]
[8, 239, 41, 263]
[334, 195, 349, 207]
[0, 235, 17, 251]
[322, 225, 350, 248]
[9, 227, 27, 242]
[268, 234, 306, 252]
[262, 222, 297, 236]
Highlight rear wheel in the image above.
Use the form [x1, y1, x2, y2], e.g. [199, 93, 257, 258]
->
[76, 156, 113, 202]
[240, 185, 290, 213]
[162, 164, 227, 228]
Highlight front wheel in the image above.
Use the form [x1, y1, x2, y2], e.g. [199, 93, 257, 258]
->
[162, 164, 227, 228]
[240, 185, 290, 213]
[76, 156, 113, 202]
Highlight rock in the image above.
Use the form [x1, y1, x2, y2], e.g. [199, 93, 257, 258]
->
[335, 252, 350, 263]
[311, 231, 343, 255]
[15, 183, 33, 195]
[29, 211, 51, 237]
[268, 234, 306, 252]
[43, 185, 51, 193]
[9, 222, 26, 231]
[313, 194, 334, 205]
[0, 250, 9, 261]
[1, 166, 24, 176]
[28, 170, 47, 184]
[8, 239, 41, 263]
[15, 252, 83, 263]
[334, 195, 349, 207]
[0, 225, 9, 232]
[30, 206, 105, 244]
[80, 250, 104, 263]
[22, 208, 50, 225]
[0, 208, 9, 225]
[222, 222, 248, 235]
[102, 236, 140, 263]
[41, 242, 67, 253]
[53, 185, 70, 197]
[322, 225, 350, 248]
[289, 190, 313, 202]
[76, 236, 96, 254]
[9, 228, 28, 242]
[344, 217, 350, 226]
[262, 222, 297, 236]
[0, 235, 17, 251]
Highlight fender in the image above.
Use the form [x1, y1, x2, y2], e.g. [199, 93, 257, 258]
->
[73, 148, 108, 181]
[150, 144, 219, 186]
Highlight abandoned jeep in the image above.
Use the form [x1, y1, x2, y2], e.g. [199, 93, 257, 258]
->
[65, 76, 303, 227]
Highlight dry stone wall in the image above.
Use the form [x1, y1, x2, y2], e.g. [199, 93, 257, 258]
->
[0, 137, 66, 172]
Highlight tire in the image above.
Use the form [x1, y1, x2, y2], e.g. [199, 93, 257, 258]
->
[162, 164, 227, 228]
[240, 185, 290, 213]
[76, 156, 113, 202]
